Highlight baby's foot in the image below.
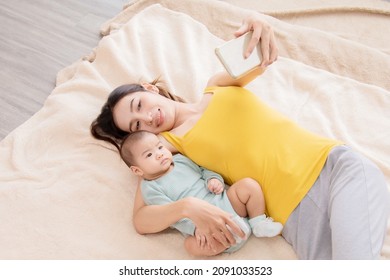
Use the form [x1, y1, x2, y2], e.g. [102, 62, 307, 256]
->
[250, 215, 283, 237]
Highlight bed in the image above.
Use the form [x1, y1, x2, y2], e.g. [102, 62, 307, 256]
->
[1, 0, 389, 259]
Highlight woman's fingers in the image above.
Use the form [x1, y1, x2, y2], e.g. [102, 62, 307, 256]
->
[187, 198, 242, 248]
[225, 217, 245, 239]
[234, 21, 249, 38]
[234, 13, 278, 66]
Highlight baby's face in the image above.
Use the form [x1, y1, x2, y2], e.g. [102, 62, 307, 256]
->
[131, 133, 173, 180]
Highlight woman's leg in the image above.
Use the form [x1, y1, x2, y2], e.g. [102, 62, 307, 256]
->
[329, 147, 389, 259]
[283, 146, 389, 259]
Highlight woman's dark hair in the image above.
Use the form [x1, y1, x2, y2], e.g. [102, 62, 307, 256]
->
[90, 78, 185, 151]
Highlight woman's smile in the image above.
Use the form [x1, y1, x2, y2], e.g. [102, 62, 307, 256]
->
[156, 108, 164, 127]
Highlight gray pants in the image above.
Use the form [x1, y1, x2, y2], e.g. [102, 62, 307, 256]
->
[283, 146, 390, 259]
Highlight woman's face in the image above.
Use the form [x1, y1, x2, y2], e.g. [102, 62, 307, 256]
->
[112, 90, 176, 134]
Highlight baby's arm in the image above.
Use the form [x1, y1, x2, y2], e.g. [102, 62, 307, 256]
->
[198, 164, 225, 194]
[207, 178, 224, 194]
[176, 154, 225, 194]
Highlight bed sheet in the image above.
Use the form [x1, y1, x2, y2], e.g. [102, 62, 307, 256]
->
[1, 0, 389, 259]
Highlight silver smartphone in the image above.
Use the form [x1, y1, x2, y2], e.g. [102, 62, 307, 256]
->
[215, 31, 262, 79]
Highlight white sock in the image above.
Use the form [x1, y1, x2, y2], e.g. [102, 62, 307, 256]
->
[248, 214, 266, 228]
[249, 214, 283, 237]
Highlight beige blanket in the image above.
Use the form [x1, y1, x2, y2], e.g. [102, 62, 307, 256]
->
[1, 0, 389, 259]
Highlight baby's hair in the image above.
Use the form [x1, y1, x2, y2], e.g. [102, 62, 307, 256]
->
[120, 130, 153, 168]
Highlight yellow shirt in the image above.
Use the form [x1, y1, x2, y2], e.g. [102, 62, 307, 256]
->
[161, 86, 342, 224]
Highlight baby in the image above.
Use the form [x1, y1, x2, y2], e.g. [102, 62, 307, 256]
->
[120, 130, 282, 256]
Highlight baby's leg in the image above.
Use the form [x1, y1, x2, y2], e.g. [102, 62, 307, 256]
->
[226, 178, 265, 218]
[184, 236, 227, 257]
[227, 178, 282, 237]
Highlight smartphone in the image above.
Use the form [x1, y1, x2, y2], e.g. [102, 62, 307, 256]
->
[215, 31, 262, 79]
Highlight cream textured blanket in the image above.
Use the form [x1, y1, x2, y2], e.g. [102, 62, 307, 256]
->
[0, 0, 389, 259]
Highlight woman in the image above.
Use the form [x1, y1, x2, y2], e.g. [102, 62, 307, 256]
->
[90, 14, 389, 259]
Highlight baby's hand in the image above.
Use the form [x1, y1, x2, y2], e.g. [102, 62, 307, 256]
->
[208, 178, 224, 194]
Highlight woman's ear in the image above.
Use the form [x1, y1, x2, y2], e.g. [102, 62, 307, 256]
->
[130, 166, 144, 177]
[141, 83, 159, 93]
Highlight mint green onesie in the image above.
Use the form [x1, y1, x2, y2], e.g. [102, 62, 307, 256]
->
[141, 154, 250, 253]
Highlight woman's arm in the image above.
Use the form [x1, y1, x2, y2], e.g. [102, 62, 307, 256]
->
[133, 180, 188, 234]
[207, 12, 277, 88]
[206, 67, 265, 88]
[133, 179, 245, 248]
